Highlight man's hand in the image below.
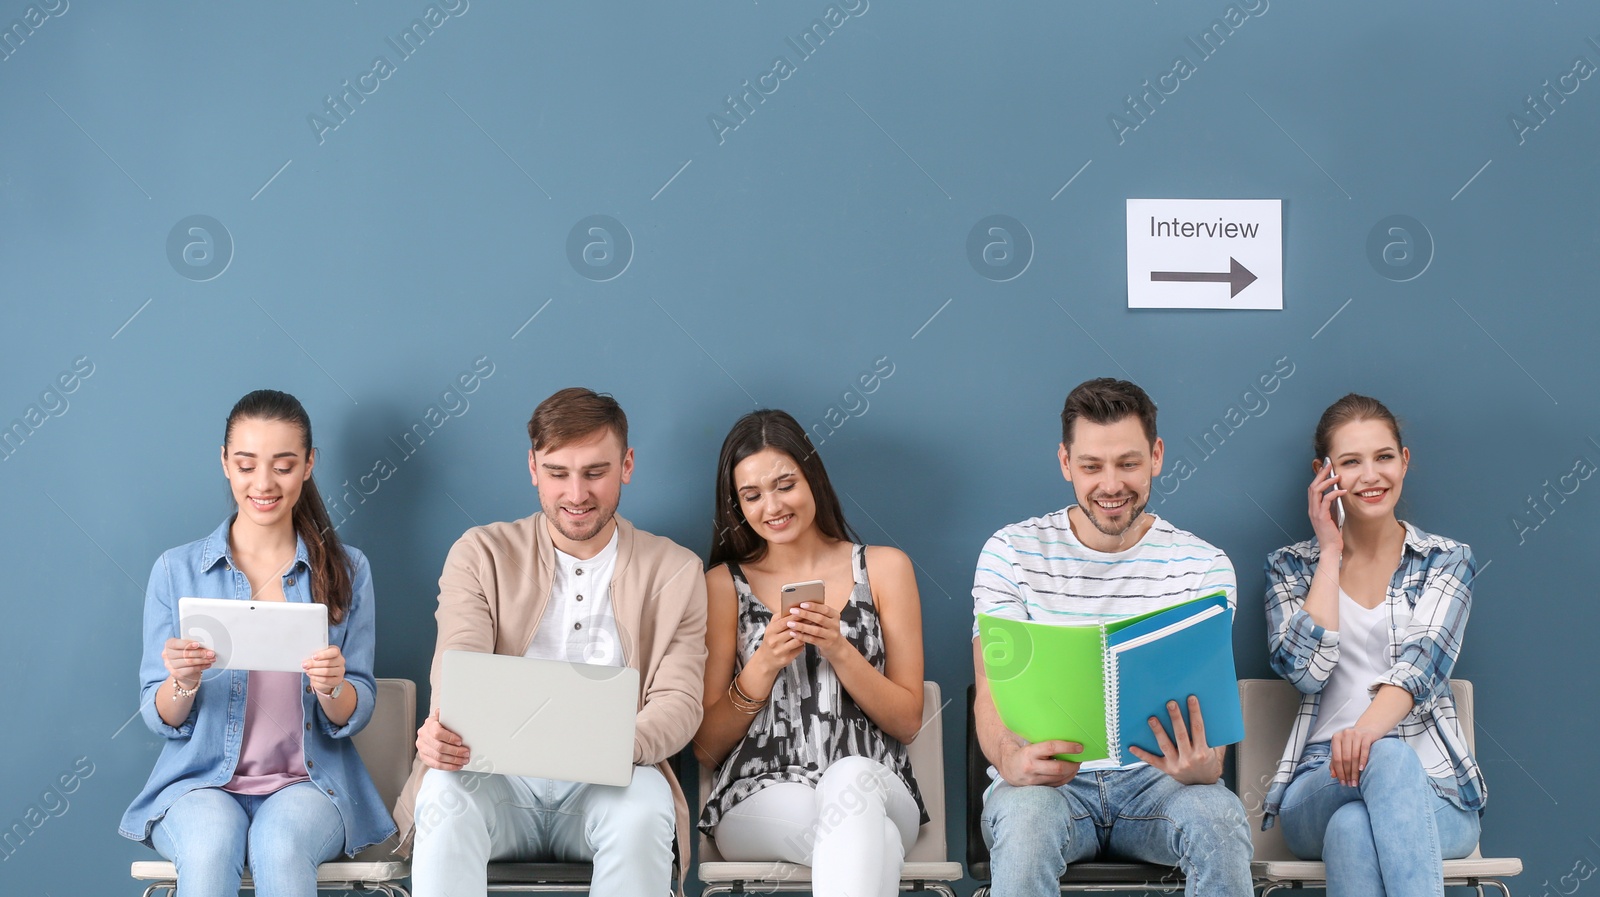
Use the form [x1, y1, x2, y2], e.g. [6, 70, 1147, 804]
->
[416, 708, 471, 771]
[1128, 695, 1225, 785]
[997, 734, 1084, 788]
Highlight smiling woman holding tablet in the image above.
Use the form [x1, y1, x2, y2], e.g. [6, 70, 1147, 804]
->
[118, 389, 395, 896]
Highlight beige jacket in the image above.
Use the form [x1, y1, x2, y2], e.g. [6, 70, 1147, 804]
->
[392, 512, 708, 873]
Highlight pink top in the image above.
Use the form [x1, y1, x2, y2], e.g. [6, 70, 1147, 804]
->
[223, 671, 311, 795]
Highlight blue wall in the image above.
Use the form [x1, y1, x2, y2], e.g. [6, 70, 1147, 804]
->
[3, 2, 1596, 893]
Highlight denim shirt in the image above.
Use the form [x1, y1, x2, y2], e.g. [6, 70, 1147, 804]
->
[1260, 522, 1484, 828]
[118, 517, 397, 855]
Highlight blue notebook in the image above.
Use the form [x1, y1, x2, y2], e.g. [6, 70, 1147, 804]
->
[1104, 592, 1244, 765]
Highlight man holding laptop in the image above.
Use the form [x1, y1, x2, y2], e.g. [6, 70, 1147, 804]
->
[392, 388, 708, 897]
[972, 379, 1253, 897]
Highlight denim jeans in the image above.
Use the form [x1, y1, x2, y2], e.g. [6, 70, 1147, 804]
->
[1280, 738, 1481, 897]
[150, 782, 345, 897]
[411, 765, 675, 897]
[981, 764, 1253, 897]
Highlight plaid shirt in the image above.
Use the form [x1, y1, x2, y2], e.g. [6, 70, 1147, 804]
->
[1260, 522, 1485, 827]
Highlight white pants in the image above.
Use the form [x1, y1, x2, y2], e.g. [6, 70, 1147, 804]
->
[712, 756, 920, 897]
[411, 765, 674, 897]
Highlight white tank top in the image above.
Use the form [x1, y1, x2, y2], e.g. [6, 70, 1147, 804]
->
[1307, 588, 1400, 744]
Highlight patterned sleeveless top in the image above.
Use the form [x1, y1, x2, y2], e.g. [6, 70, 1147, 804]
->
[699, 544, 927, 835]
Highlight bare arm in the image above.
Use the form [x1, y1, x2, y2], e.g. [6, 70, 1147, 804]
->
[1327, 684, 1414, 786]
[801, 547, 924, 744]
[693, 565, 803, 768]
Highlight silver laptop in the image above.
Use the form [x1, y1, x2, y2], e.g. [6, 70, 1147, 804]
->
[178, 597, 328, 673]
[439, 650, 638, 787]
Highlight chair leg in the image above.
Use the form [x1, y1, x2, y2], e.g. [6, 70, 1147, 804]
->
[911, 884, 958, 897]
[971, 886, 991, 897]
[1481, 881, 1513, 897]
[140, 883, 175, 897]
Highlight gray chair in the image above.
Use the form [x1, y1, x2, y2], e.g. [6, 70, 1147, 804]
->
[132, 677, 416, 897]
[1236, 678, 1522, 897]
[697, 681, 964, 897]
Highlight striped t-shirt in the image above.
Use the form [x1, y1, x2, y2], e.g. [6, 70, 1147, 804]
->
[972, 506, 1237, 771]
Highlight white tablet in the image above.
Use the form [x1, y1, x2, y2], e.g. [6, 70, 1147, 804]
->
[440, 650, 638, 786]
[177, 597, 328, 673]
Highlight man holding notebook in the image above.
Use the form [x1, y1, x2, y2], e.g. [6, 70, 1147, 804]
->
[391, 388, 708, 897]
[972, 378, 1252, 897]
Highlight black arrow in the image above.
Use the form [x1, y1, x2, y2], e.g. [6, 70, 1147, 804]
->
[1150, 257, 1258, 298]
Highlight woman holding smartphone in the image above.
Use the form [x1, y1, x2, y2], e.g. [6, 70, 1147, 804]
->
[1261, 394, 1485, 897]
[694, 410, 927, 897]
[119, 390, 394, 896]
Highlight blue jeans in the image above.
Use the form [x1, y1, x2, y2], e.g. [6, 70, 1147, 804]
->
[982, 764, 1253, 897]
[1280, 738, 1480, 897]
[150, 782, 345, 897]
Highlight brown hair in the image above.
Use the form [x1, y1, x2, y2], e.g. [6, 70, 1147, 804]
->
[707, 410, 860, 568]
[527, 388, 628, 452]
[1061, 378, 1158, 449]
[1313, 393, 1402, 460]
[224, 390, 352, 624]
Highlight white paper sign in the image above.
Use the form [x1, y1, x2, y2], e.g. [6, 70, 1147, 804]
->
[1126, 199, 1282, 310]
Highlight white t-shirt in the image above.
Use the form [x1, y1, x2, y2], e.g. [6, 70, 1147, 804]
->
[1307, 588, 1399, 744]
[973, 507, 1237, 772]
[524, 527, 623, 667]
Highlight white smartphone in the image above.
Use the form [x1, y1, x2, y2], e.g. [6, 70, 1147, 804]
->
[1323, 457, 1345, 528]
[780, 580, 825, 616]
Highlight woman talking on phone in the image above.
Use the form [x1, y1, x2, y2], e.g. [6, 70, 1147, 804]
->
[119, 390, 394, 896]
[1261, 394, 1486, 897]
[693, 410, 927, 897]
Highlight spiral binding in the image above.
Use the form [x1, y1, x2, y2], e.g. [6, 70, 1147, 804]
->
[1101, 623, 1120, 762]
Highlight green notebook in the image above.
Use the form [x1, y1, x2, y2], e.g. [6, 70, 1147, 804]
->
[978, 590, 1237, 764]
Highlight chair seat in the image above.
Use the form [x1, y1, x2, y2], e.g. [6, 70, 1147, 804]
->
[699, 860, 964, 884]
[1059, 862, 1183, 884]
[130, 859, 410, 883]
[1254, 856, 1525, 881]
[487, 862, 599, 883]
[966, 861, 1182, 886]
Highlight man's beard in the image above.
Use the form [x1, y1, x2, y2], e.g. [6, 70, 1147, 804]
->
[545, 502, 618, 543]
[1081, 493, 1149, 539]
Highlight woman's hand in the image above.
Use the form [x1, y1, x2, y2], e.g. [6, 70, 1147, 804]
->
[1330, 725, 1386, 787]
[787, 602, 850, 663]
[749, 607, 806, 682]
[162, 638, 216, 689]
[302, 645, 346, 695]
[1308, 459, 1346, 556]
